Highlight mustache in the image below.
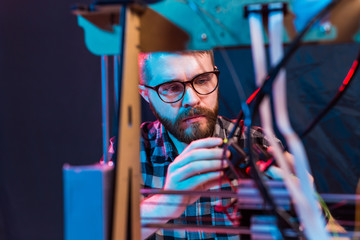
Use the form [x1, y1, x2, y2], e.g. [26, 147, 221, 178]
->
[177, 107, 212, 120]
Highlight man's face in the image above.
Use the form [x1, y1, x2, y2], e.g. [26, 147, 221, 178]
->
[140, 52, 219, 144]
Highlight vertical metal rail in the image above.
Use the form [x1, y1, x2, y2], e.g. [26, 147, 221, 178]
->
[101, 55, 110, 164]
[114, 55, 120, 115]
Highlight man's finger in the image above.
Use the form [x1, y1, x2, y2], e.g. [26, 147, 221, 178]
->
[172, 148, 230, 167]
[173, 160, 229, 182]
[178, 171, 224, 190]
[182, 137, 223, 154]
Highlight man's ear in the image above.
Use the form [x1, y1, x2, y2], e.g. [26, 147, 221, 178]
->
[139, 85, 149, 103]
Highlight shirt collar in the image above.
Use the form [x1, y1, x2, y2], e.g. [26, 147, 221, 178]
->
[152, 121, 178, 162]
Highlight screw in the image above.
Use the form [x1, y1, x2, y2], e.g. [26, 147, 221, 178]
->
[216, 5, 221, 13]
[320, 22, 332, 34]
[201, 33, 208, 41]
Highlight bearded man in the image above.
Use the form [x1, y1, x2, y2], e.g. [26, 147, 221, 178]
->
[135, 50, 283, 239]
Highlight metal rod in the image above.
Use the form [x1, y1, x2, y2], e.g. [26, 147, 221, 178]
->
[101, 55, 109, 164]
[141, 189, 360, 204]
[142, 223, 360, 238]
[113, 55, 120, 114]
[142, 223, 252, 235]
[320, 193, 360, 203]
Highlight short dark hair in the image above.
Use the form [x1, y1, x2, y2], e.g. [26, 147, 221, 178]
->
[138, 50, 214, 84]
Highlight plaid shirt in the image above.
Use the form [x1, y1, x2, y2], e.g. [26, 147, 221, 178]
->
[140, 116, 274, 240]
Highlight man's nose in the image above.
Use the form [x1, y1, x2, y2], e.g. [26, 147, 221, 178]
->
[181, 85, 200, 108]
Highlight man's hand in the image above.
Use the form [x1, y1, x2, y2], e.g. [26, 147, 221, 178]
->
[162, 137, 229, 214]
[140, 137, 229, 239]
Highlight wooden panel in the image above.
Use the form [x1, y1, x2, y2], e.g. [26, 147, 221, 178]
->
[112, 5, 141, 240]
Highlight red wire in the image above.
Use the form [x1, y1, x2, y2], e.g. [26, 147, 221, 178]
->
[339, 60, 359, 92]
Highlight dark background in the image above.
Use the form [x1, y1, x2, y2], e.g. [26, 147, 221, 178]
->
[1, 0, 360, 239]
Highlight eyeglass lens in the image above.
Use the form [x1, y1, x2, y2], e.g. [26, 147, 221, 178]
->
[158, 72, 218, 103]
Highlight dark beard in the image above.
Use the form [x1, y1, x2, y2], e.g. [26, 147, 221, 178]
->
[149, 103, 219, 144]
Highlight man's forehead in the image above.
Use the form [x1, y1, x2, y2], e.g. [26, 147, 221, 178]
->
[146, 52, 212, 83]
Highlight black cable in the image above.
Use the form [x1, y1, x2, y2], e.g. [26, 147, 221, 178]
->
[301, 48, 360, 138]
[244, 1, 344, 238]
[183, 1, 339, 237]
[229, 0, 343, 146]
[242, 1, 343, 237]
[245, 104, 303, 238]
[224, 0, 342, 144]
[251, 0, 342, 121]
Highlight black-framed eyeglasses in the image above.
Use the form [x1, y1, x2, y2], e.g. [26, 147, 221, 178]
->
[142, 70, 220, 103]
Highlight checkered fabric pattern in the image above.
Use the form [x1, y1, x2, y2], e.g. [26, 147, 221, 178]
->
[139, 116, 275, 240]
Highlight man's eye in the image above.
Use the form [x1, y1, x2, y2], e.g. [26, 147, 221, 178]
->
[160, 83, 182, 94]
[194, 75, 211, 85]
